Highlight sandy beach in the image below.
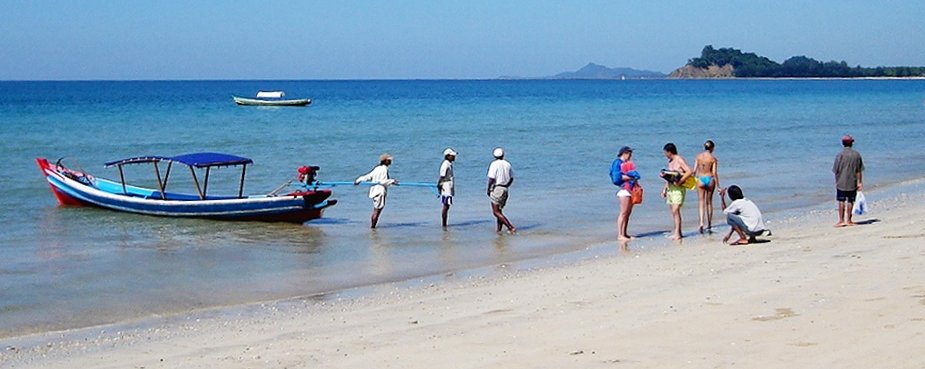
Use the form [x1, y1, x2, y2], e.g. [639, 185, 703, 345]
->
[3, 186, 924, 369]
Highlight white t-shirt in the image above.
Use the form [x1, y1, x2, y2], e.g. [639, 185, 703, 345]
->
[439, 160, 454, 196]
[487, 159, 513, 186]
[355, 165, 395, 198]
[723, 198, 767, 232]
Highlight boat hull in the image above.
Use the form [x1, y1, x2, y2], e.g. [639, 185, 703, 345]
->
[233, 96, 311, 106]
[36, 158, 335, 223]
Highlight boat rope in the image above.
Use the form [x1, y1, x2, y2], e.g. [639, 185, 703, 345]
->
[301, 181, 440, 196]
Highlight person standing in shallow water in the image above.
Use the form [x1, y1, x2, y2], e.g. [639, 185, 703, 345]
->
[660, 143, 692, 240]
[487, 147, 516, 234]
[438, 148, 457, 228]
[610, 146, 640, 241]
[833, 135, 864, 227]
[355, 153, 398, 229]
[694, 140, 720, 233]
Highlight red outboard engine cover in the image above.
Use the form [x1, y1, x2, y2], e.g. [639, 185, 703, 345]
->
[297, 165, 320, 184]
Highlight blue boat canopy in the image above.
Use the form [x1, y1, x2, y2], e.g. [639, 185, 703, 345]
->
[169, 153, 253, 168]
[105, 153, 253, 168]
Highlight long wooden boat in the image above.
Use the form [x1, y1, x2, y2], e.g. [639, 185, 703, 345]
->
[233, 91, 311, 106]
[36, 153, 335, 223]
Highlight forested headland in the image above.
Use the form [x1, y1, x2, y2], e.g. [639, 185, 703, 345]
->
[671, 46, 925, 78]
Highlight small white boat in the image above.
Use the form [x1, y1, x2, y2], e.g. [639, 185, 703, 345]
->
[233, 91, 311, 107]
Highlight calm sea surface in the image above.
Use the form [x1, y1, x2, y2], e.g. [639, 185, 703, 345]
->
[1, 80, 924, 337]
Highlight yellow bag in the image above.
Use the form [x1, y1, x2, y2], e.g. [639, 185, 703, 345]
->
[681, 176, 697, 190]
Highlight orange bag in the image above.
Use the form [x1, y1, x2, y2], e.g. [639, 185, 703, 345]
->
[631, 184, 644, 205]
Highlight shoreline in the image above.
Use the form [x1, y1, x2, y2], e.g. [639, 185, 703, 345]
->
[3, 176, 923, 339]
[4, 178, 925, 368]
[0, 174, 905, 340]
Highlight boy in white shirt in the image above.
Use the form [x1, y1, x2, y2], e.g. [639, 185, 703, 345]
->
[719, 185, 768, 245]
[355, 153, 398, 228]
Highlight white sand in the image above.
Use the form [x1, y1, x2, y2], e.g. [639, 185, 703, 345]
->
[3, 193, 924, 369]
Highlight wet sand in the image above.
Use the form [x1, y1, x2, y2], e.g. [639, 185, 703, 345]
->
[3, 191, 925, 369]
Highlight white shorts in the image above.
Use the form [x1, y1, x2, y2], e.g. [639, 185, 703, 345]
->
[489, 186, 509, 208]
[617, 189, 631, 197]
[371, 193, 386, 210]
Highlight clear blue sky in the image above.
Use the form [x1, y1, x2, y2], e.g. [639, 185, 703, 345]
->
[2, 0, 923, 80]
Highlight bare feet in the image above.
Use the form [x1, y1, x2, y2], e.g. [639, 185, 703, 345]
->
[730, 239, 749, 246]
[845, 221, 857, 226]
[618, 234, 633, 241]
[668, 234, 682, 240]
[699, 225, 705, 234]
[834, 222, 847, 228]
[508, 227, 517, 235]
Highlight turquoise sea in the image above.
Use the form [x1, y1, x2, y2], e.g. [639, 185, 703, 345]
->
[1, 79, 924, 337]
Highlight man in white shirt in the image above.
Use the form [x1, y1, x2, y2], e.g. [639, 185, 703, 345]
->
[719, 185, 768, 245]
[487, 147, 516, 234]
[438, 148, 457, 228]
[355, 153, 398, 228]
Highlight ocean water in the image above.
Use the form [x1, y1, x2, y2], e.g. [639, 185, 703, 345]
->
[1, 79, 924, 337]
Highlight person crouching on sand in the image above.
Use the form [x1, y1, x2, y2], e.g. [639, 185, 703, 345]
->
[355, 153, 398, 228]
[438, 148, 457, 228]
[610, 146, 640, 240]
[487, 147, 516, 234]
[719, 185, 768, 245]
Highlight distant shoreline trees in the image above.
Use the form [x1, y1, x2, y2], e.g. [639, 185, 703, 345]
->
[687, 45, 925, 78]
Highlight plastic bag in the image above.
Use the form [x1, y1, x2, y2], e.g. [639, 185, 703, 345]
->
[852, 191, 867, 215]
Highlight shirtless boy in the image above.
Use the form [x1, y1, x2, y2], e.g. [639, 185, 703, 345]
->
[660, 143, 692, 240]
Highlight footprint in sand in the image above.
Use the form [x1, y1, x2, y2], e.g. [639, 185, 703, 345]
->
[752, 308, 798, 321]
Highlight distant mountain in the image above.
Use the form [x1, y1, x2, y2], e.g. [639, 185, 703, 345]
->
[550, 63, 666, 79]
[499, 63, 667, 80]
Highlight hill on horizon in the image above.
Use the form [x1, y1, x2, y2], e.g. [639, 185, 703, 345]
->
[500, 63, 666, 80]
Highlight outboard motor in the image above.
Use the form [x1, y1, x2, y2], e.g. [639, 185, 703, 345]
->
[297, 165, 320, 186]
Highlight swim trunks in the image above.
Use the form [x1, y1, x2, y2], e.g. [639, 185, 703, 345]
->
[836, 189, 857, 203]
[666, 184, 685, 206]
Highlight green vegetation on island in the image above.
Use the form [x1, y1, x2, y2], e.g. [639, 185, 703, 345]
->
[673, 45, 925, 78]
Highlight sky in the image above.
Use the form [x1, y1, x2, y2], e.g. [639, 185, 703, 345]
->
[1, 0, 923, 80]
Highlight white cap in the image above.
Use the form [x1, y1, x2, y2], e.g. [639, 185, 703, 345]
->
[492, 147, 504, 158]
[443, 148, 457, 156]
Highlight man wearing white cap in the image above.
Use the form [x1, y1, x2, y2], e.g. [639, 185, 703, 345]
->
[355, 153, 398, 228]
[438, 148, 457, 228]
[487, 147, 516, 234]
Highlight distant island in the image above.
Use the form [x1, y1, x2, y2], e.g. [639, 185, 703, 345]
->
[500, 63, 666, 80]
[672, 45, 925, 78]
